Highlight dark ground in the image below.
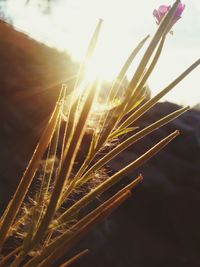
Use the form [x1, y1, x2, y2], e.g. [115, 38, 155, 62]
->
[0, 20, 200, 267]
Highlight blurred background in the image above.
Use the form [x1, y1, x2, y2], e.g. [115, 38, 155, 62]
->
[0, 1, 200, 266]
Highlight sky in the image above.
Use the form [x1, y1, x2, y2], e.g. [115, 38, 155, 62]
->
[1, 0, 200, 106]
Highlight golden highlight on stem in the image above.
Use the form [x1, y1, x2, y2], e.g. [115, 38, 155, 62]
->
[28, 82, 97, 252]
[58, 131, 178, 225]
[25, 186, 133, 267]
[0, 96, 62, 249]
[79, 106, 188, 184]
[59, 249, 89, 267]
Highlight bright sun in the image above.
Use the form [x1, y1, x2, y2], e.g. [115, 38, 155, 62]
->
[5, 0, 134, 82]
[3, 0, 200, 106]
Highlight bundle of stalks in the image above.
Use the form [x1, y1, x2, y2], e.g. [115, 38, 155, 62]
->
[0, 1, 199, 266]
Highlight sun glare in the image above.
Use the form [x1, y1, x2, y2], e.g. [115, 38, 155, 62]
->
[3, 0, 200, 106]
[5, 0, 137, 82]
[84, 58, 114, 82]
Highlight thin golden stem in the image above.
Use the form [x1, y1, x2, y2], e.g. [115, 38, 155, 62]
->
[0, 96, 61, 249]
[59, 249, 89, 267]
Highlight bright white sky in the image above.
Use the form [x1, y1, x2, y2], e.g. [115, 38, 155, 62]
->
[2, 0, 200, 106]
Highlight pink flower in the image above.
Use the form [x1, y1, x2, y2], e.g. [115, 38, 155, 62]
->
[153, 2, 185, 27]
[174, 2, 186, 22]
[153, 5, 171, 24]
